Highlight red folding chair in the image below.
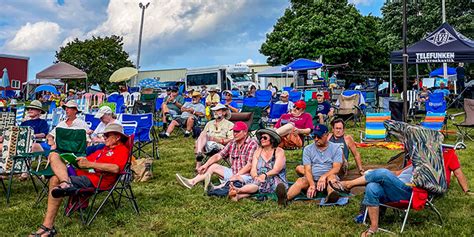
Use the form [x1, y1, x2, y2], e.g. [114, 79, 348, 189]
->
[65, 134, 139, 225]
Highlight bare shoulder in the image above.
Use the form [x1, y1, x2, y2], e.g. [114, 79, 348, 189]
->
[275, 147, 285, 155]
[344, 134, 356, 143]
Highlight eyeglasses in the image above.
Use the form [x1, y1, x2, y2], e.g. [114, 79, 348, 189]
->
[260, 135, 269, 141]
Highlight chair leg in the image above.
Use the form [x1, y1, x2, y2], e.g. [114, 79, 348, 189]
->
[427, 201, 443, 227]
[6, 160, 17, 205]
[127, 185, 140, 214]
[86, 191, 113, 226]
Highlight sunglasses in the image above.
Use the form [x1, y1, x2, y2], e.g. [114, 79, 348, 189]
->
[260, 135, 270, 141]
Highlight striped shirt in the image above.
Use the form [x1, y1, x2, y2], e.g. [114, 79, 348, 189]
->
[218, 136, 258, 174]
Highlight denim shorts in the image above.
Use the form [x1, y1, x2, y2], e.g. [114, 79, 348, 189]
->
[223, 167, 252, 184]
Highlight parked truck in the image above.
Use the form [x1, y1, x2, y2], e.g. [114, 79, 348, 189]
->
[185, 64, 256, 92]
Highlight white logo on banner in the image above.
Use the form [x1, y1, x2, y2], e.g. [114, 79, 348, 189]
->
[426, 28, 456, 46]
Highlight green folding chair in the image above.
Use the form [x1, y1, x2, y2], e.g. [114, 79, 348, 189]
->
[241, 105, 263, 133]
[30, 128, 87, 206]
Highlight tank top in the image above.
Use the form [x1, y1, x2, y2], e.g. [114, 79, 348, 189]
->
[255, 149, 287, 193]
[329, 135, 350, 161]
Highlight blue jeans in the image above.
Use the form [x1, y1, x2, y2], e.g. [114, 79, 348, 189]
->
[362, 169, 412, 206]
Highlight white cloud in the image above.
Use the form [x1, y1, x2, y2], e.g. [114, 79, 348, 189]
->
[5, 21, 61, 52]
[348, 0, 375, 6]
[239, 59, 255, 65]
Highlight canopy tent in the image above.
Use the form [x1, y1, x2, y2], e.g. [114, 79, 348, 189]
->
[36, 62, 88, 93]
[138, 78, 161, 89]
[34, 85, 59, 94]
[390, 22, 474, 64]
[23, 79, 64, 86]
[257, 65, 295, 78]
[429, 67, 456, 77]
[282, 58, 324, 71]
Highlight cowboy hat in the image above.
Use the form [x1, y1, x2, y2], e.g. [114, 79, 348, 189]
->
[191, 91, 202, 97]
[211, 103, 231, 120]
[62, 100, 81, 113]
[256, 128, 281, 145]
[25, 100, 46, 114]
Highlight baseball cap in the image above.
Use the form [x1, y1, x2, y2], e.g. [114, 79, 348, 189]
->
[312, 124, 329, 138]
[294, 100, 306, 110]
[232, 121, 248, 132]
[95, 106, 113, 118]
[316, 91, 324, 96]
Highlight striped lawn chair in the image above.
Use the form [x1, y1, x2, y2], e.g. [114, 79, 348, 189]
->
[420, 112, 446, 132]
[359, 112, 391, 142]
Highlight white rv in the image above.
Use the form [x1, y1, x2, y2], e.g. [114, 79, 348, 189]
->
[185, 64, 256, 92]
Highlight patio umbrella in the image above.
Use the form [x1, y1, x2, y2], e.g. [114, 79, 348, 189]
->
[109, 67, 138, 83]
[1, 68, 10, 98]
[138, 78, 160, 89]
[34, 85, 59, 94]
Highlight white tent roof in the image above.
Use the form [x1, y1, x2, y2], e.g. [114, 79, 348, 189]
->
[23, 79, 64, 86]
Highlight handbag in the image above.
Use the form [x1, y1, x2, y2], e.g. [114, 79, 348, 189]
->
[131, 157, 153, 182]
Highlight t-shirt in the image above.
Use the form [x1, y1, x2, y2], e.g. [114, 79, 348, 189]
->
[76, 144, 129, 188]
[181, 102, 205, 119]
[203, 119, 234, 139]
[50, 117, 90, 142]
[21, 118, 49, 135]
[434, 88, 450, 97]
[225, 101, 239, 110]
[164, 95, 184, 113]
[92, 120, 122, 138]
[206, 94, 220, 104]
[397, 166, 414, 183]
[276, 101, 294, 111]
[275, 112, 314, 130]
[302, 142, 343, 180]
[442, 148, 461, 186]
[317, 101, 331, 115]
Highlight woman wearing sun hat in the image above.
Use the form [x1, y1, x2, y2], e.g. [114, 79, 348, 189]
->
[21, 100, 51, 152]
[228, 128, 287, 201]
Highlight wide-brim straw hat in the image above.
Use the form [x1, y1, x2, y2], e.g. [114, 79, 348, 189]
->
[99, 123, 128, 142]
[211, 103, 231, 120]
[62, 100, 81, 113]
[25, 100, 46, 114]
[256, 128, 281, 145]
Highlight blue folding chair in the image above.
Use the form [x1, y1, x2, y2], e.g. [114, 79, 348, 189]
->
[121, 113, 158, 159]
[420, 112, 446, 131]
[243, 97, 257, 107]
[107, 94, 126, 113]
[426, 92, 446, 113]
[155, 97, 164, 112]
[283, 87, 293, 92]
[289, 91, 302, 103]
[255, 90, 272, 108]
[85, 113, 101, 131]
[268, 103, 288, 124]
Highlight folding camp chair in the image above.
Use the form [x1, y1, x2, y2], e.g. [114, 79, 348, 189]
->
[289, 91, 302, 103]
[48, 108, 65, 130]
[363, 90, 377, 112]
[65, 134, 139, 226]
[369, 120, 448, 233]
[331, 88, 343, 104]
[242, 97, 257, 107]
[241, 105, 263, 133]
[267, 103, 288, 126]
[425, 92, 446, 114]
[121, 113, 159, 159]
[334, 94, 362, 127]
[359, 112, 391, 142]
[132, 100, 155, 114]
[15, 105, 25, 125]
[107, 94, 126, 113]
[453, 98, 474, 142]
[0, 126, 38, 205]
[85, 113, 101, 131]
[31, 128, 88, 206]
[0, 112, 16, 134]
[420, 112, 446, 132]
[255, 90, 272, 108]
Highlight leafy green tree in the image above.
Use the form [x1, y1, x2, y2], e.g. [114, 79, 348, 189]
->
[260, 0, 386, 78]
[55, 35, 134, 92]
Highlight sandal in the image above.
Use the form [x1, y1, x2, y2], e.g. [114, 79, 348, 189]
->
[30, 224, 57, 237]
[360, 228, 376, 237]
[329, 180, 350, 194]
[51, 180, 78, 198]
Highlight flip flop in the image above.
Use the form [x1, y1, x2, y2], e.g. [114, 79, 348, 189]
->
[325, 191, 340, 204]
[329, 180, 351, 194]
[51, 180, 78, 198]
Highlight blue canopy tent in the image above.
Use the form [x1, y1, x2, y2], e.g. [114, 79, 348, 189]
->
[281, 58, 323, 71]
[138, 78, 160, 89]
[429, 67, 456, 77]
[34, 85, 60, 94]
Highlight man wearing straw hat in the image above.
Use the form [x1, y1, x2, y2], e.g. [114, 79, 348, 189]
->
[194, 103, 234, 170]
[31, 123, 130, 237]
[65, 89, 78, 102]
[21, 100, 50, 152]
[47, 100, 90, 149]
[205, 87, 220, 107]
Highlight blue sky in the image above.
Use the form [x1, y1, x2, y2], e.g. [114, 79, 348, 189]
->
[0, 0, 384, 81]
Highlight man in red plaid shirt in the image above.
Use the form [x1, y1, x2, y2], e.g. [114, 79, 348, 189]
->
[176, 122, 258, 191]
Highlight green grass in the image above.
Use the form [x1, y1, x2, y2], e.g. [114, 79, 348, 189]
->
[1, 111, 474, 236]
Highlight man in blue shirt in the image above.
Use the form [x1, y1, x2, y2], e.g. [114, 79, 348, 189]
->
[434, 82, 450, 98]
[276, 125, 343, 205]
[222, 90, 239, 113]
[316, 92, 334, 124]
[21, 100, 50, 152]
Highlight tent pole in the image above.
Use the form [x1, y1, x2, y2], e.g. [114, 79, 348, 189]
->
[389, 64, 393, 97]
[402, 0, 408, 122]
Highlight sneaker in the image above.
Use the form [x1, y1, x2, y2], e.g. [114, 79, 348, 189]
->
[176, 174, 193, 189]
[184, 131, 191, 137]
[275, 183, 287, 206]
[203, 173, 212, 192]
[159, 132, 169, 139]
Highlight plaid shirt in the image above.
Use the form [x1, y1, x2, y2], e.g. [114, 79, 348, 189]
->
[218, 136, 258, 174]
